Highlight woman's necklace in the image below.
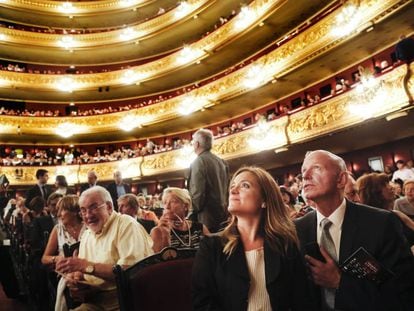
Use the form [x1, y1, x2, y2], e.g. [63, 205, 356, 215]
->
[66, 223, 81, 239]
[171, 220, 192, 248]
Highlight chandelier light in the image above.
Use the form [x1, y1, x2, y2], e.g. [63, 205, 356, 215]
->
[175, 143, 196, 168]
[176, 46, 203, 65]
[248, 119, 275, 150]
[58, 2, 75, 14]
[348, 66, 384, 120]
[330, 3, 361, 37]
[175, 1, 191, 18]
[234, 6, 256, 31]
[120, 27, 137, 41]
[58, 35, 76, 49]
[56, 77, 76, 92]
[55, 122, 84, 138]
[177, 96, 208, 115]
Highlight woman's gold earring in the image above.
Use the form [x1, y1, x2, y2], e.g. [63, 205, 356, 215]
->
[261, 202, 266, 209]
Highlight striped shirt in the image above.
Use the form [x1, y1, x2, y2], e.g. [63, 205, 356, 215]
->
[245, 247, 272, 311]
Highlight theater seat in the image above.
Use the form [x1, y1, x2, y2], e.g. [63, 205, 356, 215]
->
[114, 247, 197, 311]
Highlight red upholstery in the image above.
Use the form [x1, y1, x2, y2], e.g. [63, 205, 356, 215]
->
[128, 257, 194, 311]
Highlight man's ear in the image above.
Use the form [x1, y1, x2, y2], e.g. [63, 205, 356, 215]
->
[337, 171, 348, 189]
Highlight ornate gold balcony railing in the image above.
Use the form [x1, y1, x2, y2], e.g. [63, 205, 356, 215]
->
[0, 0, 410, 137]
[0, 0, 212, 48]
[1, 0, 163, 15]
[2, 62, 412, 185]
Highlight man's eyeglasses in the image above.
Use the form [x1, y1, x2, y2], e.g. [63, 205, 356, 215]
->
[80, 202, 106, 216]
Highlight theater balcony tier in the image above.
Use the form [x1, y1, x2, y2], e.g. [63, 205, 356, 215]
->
[2, 62, 413, 185]
[1, 0, 412, 104]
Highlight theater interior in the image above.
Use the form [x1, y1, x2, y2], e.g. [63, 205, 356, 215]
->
[0, 0, 414, 309]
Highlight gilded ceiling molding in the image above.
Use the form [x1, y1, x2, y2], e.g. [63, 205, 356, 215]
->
[0, 47, 410, 138]
[0, 0, 407, 98]
[0, 0, 211, 48]
[0, 0, 284, 91]
[287, 64, 410, 143]
[1, 0, 155, 14]
[2, 64, 410, 185]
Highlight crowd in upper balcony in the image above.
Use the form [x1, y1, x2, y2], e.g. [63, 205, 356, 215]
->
[0, 137, 193, 167]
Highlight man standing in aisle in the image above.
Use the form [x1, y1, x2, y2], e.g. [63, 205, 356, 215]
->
[295, 150, 414, 310]
[106, 170, 131, 211]
[25, 169, 52, 207]
[188, 129, 229, 233]
[80, 170, 99, 194]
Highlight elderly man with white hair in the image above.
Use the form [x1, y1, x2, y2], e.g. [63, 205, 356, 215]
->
[56, 186, 153, 310]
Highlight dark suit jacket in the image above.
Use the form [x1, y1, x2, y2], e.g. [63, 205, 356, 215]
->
[106, 182, 131, 211]
[25, 184, 52, 208]
[28, 215, 55, 251]
[188, 150, 229, 233]
[295, 200, 414, 311]
[80, 183, 100, 194]
[192, 235, 316, 311]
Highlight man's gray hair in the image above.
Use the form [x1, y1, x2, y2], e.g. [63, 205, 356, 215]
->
[193, 128, 213, 151]
[87, 170, 98, 178]
[305, 150, 347, 173]
[79, 185, 113, 209]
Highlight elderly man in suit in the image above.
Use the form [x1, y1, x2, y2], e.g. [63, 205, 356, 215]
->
[295, 150, 414, 310]
[80, 170, 99, 194]
[188, 129, 229, 233]
[25, 169, 52, 208]
[106, 170, 131, 211]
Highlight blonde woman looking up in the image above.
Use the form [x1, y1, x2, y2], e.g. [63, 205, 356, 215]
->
[192, 166, 315, 311]
[151, 187, 209, 252]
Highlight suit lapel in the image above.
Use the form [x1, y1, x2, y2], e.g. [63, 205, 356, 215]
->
[226, 243, 250, 281]
[339, 200, 359, 263]
[264, 240, 281, 285]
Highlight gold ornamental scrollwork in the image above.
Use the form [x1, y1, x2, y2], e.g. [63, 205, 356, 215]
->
[142, 153, 175, 170]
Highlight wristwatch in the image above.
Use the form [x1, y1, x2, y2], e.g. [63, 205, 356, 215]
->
[85, 263, 95, 274]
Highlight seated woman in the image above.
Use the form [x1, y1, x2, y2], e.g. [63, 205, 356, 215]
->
[356, 173, 414, 246]
[118, 193, 158, 233]
[192, 166, 315, 310]
[41, 195, 86, 311]
[42, 195, 86, 267]
[151, 187, 209, 252]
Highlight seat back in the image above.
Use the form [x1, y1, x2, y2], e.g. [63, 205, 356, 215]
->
[115, 247, 197, 311]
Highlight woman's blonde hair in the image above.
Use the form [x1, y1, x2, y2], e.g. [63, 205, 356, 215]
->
[162, 187, 192, 213]
[221, 166, 298, 256]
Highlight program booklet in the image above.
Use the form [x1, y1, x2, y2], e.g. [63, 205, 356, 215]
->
[340, 247, 394, 284]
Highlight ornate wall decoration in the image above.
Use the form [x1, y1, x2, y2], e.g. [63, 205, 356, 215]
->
[3, 0, 183, 15]
[1, 0, 211, 49]
[1, 157, 143, 186]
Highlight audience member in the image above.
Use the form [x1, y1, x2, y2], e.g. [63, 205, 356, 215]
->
[395, 179, 414, 218]
[54, 175, 75, 195]
[151, 187, 208, 252]
[192, 166, 315, 310]
[55, 186, 153, 310]
[106, 170, 131, 211]
[80, 170, 99, 193]
[118, 193, 158, 234]
[188, 129, 229, 233]
[29, 192, 63, 252]
[295, 150, 414, 310]
[25, 169, 52, 207]
[357, 172, 414, 247]
[392, 160, 414, 182]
